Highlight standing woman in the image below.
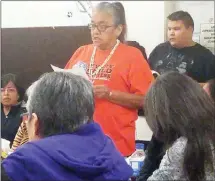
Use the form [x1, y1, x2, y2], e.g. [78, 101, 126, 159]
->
[65, 2, 153, 156]
[1, 74, 25, 146]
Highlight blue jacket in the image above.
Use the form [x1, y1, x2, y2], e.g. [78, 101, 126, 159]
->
[2, 122, 133, 181]
[1, 103, 25, 146]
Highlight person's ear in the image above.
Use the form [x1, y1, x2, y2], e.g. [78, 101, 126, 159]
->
[116, 24, 123, 37]
[31, 113, 40, 136]
[187, 26, 194, 33]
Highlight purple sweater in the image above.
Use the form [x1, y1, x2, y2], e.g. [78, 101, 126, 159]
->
[2, 122, 133, 181]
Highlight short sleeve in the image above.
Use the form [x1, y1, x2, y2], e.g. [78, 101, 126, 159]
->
[128, 49, 154, 95]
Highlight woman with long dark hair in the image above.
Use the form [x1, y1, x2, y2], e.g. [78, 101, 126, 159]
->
[144, 72, 215, 181]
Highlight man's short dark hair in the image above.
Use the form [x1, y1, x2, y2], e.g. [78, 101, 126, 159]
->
[167, 11, 194, 29]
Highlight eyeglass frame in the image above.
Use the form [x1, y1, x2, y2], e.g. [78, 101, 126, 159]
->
[1, 87, 17, 93]
[88, 23, 116, 33]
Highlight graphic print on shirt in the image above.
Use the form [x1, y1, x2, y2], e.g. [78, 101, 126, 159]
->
[154, 51, 194, 75]
[73, 60, 88, 72]
[73, 61, 115, 81]
[87, 64, 115, 81]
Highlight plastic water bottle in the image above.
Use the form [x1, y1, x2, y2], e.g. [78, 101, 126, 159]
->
[129, 143, 145, 177]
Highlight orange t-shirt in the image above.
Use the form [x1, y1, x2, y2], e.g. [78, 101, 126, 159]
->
[65, 43, 153, 156]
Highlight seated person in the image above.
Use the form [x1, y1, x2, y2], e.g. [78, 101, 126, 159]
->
[11, 84, 38, 151]
[139, 72, 215, 180]
[1, 73, 25, 147]
[138, 11, 215, 180]
[2, 72, 133, 181]
[137, 77, 215, 181]
[149, 11, 215, 83]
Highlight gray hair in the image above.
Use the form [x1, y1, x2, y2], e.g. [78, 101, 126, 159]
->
[26, 72, 94, 137]
[94, 1, 127, 42]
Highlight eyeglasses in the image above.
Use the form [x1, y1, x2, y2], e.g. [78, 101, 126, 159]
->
[1, 88, 17, 93]
[88, 23, 114, 32]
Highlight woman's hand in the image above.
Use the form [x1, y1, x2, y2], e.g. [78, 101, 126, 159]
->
[93, 85, 111, 99]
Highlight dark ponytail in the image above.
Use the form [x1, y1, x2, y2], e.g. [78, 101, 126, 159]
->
[111, 2, 127, 42]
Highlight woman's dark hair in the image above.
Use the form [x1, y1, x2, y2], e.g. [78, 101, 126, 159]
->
[95, 2, 127, 42]
[207, 78, 215, 102]
[144, 71, 215, 181]
[1, 73, 25, 102]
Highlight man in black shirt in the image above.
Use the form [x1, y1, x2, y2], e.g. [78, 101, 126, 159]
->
[148, 11, 215, 83]
[138, 11, 215, 181]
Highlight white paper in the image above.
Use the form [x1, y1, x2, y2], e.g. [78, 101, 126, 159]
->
[1, 139, 10, 151]
[50, 64, 90, 81]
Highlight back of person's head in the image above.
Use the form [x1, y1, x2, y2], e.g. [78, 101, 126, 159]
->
[94, 1, 127, 42]
[26, 72, 94, 138]
[144, 71, 215, 181]
[203, 78, 215, 102]
[1, 73, 25, 102]
[167, 10, 194, 29]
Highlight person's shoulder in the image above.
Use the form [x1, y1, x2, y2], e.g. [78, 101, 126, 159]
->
[168, 137, 187, 156]
[126, 41, 148, 59]
[172, 137, 187, 147]
[154, 41, 170, 50]
[121, 43, 145, 57]
[75, 44, 93, 53]
[125, 41, 146, 51]
[194, 43, 214, 56]
[11, 141, 34, 154]
[149, 42, 170, 57]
